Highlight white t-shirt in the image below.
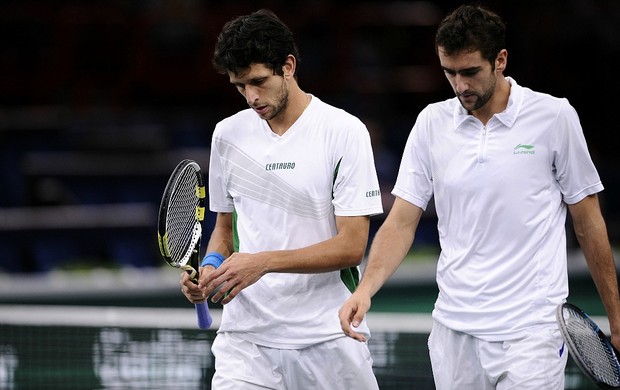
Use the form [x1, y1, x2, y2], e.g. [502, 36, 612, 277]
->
[393, 77, 603, 341]
[209, 95, 383, 348]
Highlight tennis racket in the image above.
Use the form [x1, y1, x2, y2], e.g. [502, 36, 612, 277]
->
[556, 302, 620, 389]
[157, 159, 212, 329]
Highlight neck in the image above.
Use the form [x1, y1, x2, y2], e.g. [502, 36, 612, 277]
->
[472, 77, 510, 125]
[268, 86, 311, 136]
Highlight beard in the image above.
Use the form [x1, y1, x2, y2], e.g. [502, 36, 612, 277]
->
[457, 77, 495, 112]
[264, 79, 289, 121]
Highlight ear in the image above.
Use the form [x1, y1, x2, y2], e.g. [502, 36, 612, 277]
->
[282, 55, 296, 78]
[495, 49, 508, 74]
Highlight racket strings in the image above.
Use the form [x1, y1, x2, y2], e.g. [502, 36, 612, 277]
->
[565, 308, 620, 385]
[167, 167, 201, 265]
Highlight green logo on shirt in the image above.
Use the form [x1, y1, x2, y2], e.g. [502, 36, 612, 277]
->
[514, 144, 535, 155]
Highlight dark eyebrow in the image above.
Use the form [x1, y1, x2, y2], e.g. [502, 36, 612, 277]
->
[231, 74, 268, 84]
[441, 66, 482, 75]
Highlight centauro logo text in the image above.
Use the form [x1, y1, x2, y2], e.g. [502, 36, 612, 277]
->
[366, 190, 381, 198]
[513, 144, 535, 155]
[265, 162, 296, 171]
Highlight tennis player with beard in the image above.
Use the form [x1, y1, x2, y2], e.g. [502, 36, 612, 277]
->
[339, 4, 620, 389]
[180, 9, 383, 389]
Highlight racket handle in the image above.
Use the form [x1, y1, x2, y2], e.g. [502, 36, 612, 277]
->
[195, 302, 212, 329]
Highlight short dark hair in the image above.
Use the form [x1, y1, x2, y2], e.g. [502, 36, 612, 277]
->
[435, 4, 505, 65]
[212, 9, 301, 77]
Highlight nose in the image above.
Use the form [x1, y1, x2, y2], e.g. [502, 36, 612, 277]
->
[454, 75, 469, 94]
[245, 85, 259, 105]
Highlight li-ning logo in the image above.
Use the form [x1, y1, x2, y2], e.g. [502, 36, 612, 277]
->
[513, 144, 535, 155]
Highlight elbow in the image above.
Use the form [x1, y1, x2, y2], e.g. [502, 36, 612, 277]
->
[344, 243, 367, 267]
[335, 217, 371, 267]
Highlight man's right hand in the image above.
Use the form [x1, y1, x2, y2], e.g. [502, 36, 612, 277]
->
[338, 292, 372, 342]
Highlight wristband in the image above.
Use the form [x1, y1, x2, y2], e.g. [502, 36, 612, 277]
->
[201, 252, 225, 268]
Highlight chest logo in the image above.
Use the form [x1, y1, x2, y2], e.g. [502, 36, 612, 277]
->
[265, 162, 296, 171]
[513, 144, 535, 155]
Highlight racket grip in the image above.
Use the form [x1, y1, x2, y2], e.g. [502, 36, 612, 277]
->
[195, 302, 212, 329]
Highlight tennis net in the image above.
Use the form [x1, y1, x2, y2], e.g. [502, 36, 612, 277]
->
[0, 305, 602, 389]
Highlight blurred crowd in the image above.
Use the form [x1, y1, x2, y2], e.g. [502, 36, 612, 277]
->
[1, 0, 619, 273]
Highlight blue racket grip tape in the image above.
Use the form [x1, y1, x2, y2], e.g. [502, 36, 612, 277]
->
[195, 302, 212, 329]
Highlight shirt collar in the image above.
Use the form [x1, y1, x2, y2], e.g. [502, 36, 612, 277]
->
[453, 76, 523, 131]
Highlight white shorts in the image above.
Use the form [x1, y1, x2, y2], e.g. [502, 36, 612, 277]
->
[211, 332, 379, 389]
[428, 320, 568, 390]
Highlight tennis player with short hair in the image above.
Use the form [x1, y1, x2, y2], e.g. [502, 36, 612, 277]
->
[180, 9, 382, 389]
[339, 4, 620, 389]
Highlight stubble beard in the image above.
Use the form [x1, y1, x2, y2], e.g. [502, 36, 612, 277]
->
[457, 77, 496, 112]
[265, 80, 289, 121]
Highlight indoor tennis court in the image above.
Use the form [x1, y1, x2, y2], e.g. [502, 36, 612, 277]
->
[1, 1, 620, 389]
[0, 257, 611, 389]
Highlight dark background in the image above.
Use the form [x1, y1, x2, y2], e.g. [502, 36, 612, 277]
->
[1, 0, 619, 273]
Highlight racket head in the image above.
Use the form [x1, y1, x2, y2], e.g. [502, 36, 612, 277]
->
[556, 302, 620, 389]
[157, 159, 206, 276]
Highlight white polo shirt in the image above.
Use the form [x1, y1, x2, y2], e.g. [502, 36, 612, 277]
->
[209, 95, 383, 348]
[393, 77, 603, 341]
